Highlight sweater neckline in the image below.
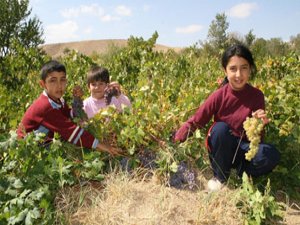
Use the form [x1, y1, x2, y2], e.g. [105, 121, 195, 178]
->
[227, 83, 250, 96]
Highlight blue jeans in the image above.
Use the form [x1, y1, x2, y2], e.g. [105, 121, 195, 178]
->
[207, 122, 280, 183]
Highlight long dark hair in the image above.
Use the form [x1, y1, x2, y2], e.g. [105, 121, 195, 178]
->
[219, 44, 256, 87]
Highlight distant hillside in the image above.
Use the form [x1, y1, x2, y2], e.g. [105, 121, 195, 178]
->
[41, 39, 183, 58]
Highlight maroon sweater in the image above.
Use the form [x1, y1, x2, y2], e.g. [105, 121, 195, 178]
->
[17, 91, 98, 149]
[174, 83, 265, 142]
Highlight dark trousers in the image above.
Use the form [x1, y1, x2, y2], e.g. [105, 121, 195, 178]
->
[207, 122, 280, 183]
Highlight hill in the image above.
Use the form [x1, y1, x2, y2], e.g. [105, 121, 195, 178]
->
[41, 39, 183, 58]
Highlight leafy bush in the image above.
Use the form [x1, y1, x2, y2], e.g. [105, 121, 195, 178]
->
[237, 173, 285, 225]
[0, 33, 299, 224]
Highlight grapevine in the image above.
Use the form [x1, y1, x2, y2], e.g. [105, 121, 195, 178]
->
[243, 117, 264, 161]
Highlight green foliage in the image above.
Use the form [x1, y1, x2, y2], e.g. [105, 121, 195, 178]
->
[204, 12, 229, 56]
[265, 38, 290, 57]
[0, 0, 47, 133]
[244, 29, 256, 47]
[252, 37, 295, 59]
[290, 33, 300, 54]
[237, 173, 284, 225]
[255, 55, 300, 197]
[0, 0, 44, 89]
[0, 47, 48, 132]
[60, 49, 95, 101]
[0, 0, 43, 56]
[0, 131, 108, 224]
[0, 132, 56, 224]
[86, 106, 146, 154]
[104, 32, 161, 92]
[0, 32, 299, 223]
[201, 12, 299, 58]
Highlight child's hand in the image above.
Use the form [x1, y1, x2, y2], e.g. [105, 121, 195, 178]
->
[108, 82, 121, 96]
[73, 85, 84, 98]
[104, 82, 122, 105]
[252, 109, 270, 125]
[96, 143, 124, 156]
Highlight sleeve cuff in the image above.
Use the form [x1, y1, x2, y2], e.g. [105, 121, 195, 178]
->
[70, 109, 74, 118]
[92, 138, 99, 149]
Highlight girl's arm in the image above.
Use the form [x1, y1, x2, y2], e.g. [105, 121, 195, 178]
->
[174, 97, 217, 142]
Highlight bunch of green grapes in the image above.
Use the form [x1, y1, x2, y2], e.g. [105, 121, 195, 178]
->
[243, 117, 264, 161]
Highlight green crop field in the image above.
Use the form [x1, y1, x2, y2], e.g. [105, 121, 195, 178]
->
[0, 33, 299, 224]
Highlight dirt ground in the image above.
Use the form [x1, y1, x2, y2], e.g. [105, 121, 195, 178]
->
[54, 171, 300, 225]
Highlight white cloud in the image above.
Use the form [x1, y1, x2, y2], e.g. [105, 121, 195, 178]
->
[101, 14, 120, 22]
[175, 24, 203, 34]
[228, 3, 258, 18]
[45, 20, 79, 43]
[61, 8, 79, 18]
[60, 4, 128, 22]
[115, 5, 132, 16]
[61, 4, 104, 18]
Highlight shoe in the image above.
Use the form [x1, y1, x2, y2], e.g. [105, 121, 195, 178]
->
[207, 178, 223, 192]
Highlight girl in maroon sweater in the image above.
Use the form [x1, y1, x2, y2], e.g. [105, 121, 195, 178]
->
[174, 44, 280, 191]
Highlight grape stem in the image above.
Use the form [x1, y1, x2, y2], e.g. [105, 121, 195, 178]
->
[232, 130, 245, 164]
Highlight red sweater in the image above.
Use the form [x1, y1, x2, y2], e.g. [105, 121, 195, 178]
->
[174, 83, 265, 142]
[17, 91, 98, 149]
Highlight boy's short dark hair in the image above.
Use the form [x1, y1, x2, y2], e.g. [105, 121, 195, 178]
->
[87, 66, 110, 85]
[40, 60, 66, 81]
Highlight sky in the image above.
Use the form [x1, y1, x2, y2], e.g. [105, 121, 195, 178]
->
[29, 0, 300, 47]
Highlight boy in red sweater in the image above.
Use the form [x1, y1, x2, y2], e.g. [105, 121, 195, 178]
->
[17, 60, 121, 156]
[174, 44, 280, 191]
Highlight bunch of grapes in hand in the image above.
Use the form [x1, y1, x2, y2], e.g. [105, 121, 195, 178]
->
[104, 82, 121, 105]
[72, 85, 88, 121]
[243, 117, 264, 161]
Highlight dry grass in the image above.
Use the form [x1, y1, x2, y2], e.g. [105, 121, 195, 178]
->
[54, 170, 245, 225]
[54, 169, 300, 225]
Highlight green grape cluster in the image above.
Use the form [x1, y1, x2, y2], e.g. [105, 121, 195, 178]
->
[243, 117, 264, 161]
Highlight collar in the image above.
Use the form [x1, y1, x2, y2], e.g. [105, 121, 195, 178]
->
[43, 90, 65, 109]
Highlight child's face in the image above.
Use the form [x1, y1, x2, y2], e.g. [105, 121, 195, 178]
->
[39, 71, 67, 101]
[224, 56, 250, 91]
[89, 80, 107, 100]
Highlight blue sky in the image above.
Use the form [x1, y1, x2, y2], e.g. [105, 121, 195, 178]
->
[30, 0, 300, 47]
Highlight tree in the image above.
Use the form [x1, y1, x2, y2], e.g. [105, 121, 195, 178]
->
[290, 33, 300, 54]
[266, 38, 289, 57]
[0, 0, 44, 58]
[0, 0, 45, 89]
[227, 32, 244, 46]
[244, 29, 256, 47]
[251, 38, 268, 59]
[205, 13, 229, 54]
